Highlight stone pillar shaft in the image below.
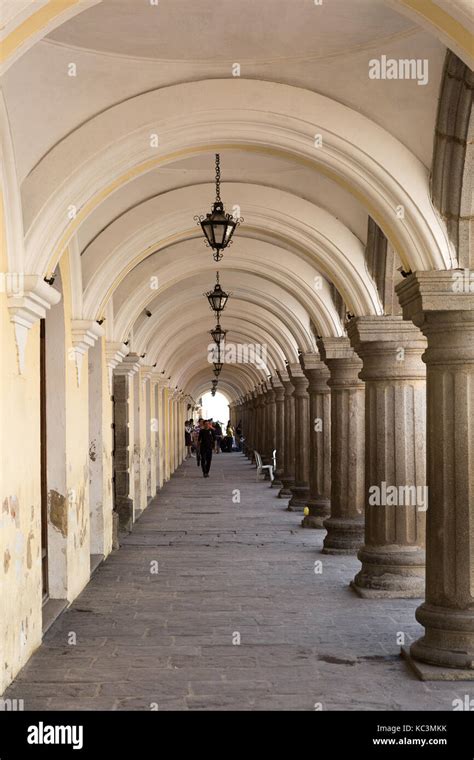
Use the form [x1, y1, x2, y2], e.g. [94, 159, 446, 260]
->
[272, 381, 285, 487]
[278, 374, 295, 498]
[266, 387, 276, 460]
[348, 316, 427, 598]
[112, 373, 134, 533]
[301, 354, 331, 529]
[319, 338, 365, 554]
[397, 272, 474, 676]
[288, 365, 310, 511]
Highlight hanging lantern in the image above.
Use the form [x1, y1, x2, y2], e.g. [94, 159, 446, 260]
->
[204, 271, 230, 314]
[210, 319, 226, 345]
[194, 154, 242, 261]
[213, 361, 223, 375]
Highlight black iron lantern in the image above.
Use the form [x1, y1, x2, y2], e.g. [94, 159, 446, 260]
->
[212, 379, 218, 387]
[204, 271, 229, 314]
[213, 361, 223, 375]
[194, 154, 242, 261]
[210, 318, 226, 345]
[211, 388, 216, 397]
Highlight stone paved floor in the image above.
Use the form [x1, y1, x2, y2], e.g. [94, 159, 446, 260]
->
[5, 454, 470, 711]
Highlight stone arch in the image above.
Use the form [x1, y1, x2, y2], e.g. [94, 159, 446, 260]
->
[20, 80, 454, 278]
[80, 184, 380, 323]
[431, 50, 473, 268]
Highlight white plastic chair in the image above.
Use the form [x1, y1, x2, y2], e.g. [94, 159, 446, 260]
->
[255, 450, 274, 483]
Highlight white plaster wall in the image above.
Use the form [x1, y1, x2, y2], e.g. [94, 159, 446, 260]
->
[88, 337, 113, 557]
[0, 195, 42, 693]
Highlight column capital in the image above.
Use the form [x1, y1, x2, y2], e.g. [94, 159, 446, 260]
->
[347, 316, 426, 381]
[106, 341, 129, 370]
[70, 319, 105, 385]
[114, 352, 142, 377]
[140, 365, 154, 385]
[317, 337, 363, 389]
[106, 341, 130, 393]
[271, 376, 285, 403]
[317, 336, 354, 361]
[277, 369, 290, 385]
[397, 271, 474, 366]
[6, 275, 61, 374]
[300, 351, 330, 392]
[287, 362, 308, 395]
[396, 271, 474, 327]
[299, 351, 321, 370]
[347, 315, 425, 347]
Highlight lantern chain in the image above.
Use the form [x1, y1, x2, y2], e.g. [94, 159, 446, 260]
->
[215, 153, 221, 203]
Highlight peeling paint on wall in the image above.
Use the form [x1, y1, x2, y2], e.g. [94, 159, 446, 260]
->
[2, 496, 20, 528]
[49, 490, 68, 537]
[26, 532, 34, 569]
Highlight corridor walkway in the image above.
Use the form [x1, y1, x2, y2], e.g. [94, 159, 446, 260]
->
[5, 455, 464, 711]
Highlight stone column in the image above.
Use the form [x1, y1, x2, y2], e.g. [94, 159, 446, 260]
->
[300, 352, 331, 529]
[271, 378, 285, 488]
[288, 363, 310, 511]
[140, 367, 153, 504]
[242, 395, 250, 456]
[261, 384, 269, 458]
[248, 393, 256, 459]
[163, 386, 171, 481]
[256, 386, 266, 456]
[260, 385, 268, 458]
[247, 391, 254, 455]
[278, 371, 295, 498]
[169, 393, 176, 474]
[176, 393, 183, 466]
[151, 374, 162, 492]
[318, 338, 365, 554]
[348, 317, 427, 598]
[263, 385, 271, 459]
[248, 391, 257, 459]
[266, 385, 276, 460]
[113, 354, 141, 533]
[397, 272, 474, 676]
[177, 394, 183, 465]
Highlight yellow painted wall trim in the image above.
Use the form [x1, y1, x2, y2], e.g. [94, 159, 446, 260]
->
[397, 0, 473, 62]
[1, 0, 94, 63]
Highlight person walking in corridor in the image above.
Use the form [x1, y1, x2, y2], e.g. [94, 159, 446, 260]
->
[198, 420, 215, 478]
[185, 419, 193, 459]
[193, 418, 204, 467]
[223, 420, 234, 452]
[213, 420, 222, 453]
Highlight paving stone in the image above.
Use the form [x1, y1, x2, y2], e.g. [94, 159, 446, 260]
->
[3, 454, 467, 711]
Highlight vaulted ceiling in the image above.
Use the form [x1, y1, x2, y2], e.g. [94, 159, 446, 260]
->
[1, 0, 471, 400]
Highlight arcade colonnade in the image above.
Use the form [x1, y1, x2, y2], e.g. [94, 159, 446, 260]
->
[0, 0, 473, 695]
[233, 289, 474, 678]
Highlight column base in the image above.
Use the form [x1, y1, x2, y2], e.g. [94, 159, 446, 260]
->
[401, 646, 474, 681]
[351, 545, 425, 598]
[115, 497, 133, 534]
[271, 470, 284, 489]
[301, 499, 330, 529]
[288, 486, 310, 512]
[322, 516, 364, 555]
[406, 603, 474, 673]
[278, 478, 294, 499]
